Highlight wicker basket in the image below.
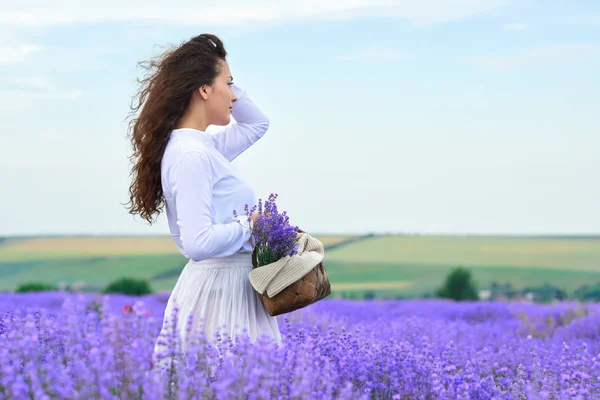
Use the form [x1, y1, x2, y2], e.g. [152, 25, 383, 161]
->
[251, 230, 332, 316]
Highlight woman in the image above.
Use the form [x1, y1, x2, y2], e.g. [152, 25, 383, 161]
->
[125, 33, 282, 358]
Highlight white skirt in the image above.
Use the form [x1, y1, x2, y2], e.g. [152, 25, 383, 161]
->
[153, 252, 282, 357]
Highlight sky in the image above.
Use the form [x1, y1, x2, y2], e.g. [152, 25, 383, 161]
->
[0, 0, 599, 236]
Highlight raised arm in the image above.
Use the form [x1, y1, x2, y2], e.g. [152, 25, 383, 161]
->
[211, 84, 270, 161]
[171, 150, 252, 261]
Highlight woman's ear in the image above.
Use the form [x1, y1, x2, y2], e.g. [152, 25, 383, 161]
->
[198, 84, 211, 100]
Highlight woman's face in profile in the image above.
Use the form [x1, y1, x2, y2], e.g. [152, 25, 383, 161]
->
[204, 59, 237, 126]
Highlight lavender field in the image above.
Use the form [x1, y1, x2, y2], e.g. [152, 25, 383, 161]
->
[2, 293, 600, 399]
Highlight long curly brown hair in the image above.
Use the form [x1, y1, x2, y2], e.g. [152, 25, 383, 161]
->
[124, 33, 227, 224]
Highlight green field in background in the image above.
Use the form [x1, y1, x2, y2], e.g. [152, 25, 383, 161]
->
[324, 236, 600, 271]
[1, 235, 599, 297]
[0, 235, 352, 262]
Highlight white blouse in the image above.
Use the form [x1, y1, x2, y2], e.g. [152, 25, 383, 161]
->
[161, 84, 269, 262]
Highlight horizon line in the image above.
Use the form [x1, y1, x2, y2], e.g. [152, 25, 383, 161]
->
[1, 232, 599, 239]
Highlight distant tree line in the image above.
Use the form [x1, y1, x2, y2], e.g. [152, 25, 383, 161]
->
[11, 266, 600, 304]
[13, 277, 154, 296]
[336, 267, 600, 303]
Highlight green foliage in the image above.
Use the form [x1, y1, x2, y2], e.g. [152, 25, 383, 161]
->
[573, 282, 600, 302]
[363, 290, 376, 300]
[522, 283, 567, 303]
[490, 281, 515, 298]
[101, 277, 153, 296]
[14, 282, 56, 293]
[436, 266, 479, 301]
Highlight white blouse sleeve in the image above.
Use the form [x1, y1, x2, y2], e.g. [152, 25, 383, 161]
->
[210, 84, 270, 161]
[171, 150, 252, 261]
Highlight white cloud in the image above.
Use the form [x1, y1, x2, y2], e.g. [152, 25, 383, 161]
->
[8, 89, 82, 101]
[466, 44, 600, 71]
[0, 89, 82, 111]
[542, 13, 600, 26]
[13, 77, 54, 89]
[0, 0, 513, 27]
[0, 39, 110, 69]
[0, 44, 45, 65]
[331, 47, 412, 63]
[503, 22, 527, 31]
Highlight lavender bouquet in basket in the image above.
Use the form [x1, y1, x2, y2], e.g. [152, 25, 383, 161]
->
[234, 193, 300, 269]
[235, 194, 331, 316]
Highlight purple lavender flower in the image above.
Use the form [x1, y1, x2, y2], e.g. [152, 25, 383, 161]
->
[3, 291, 600, 398]
[236, 193, 299, 268]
